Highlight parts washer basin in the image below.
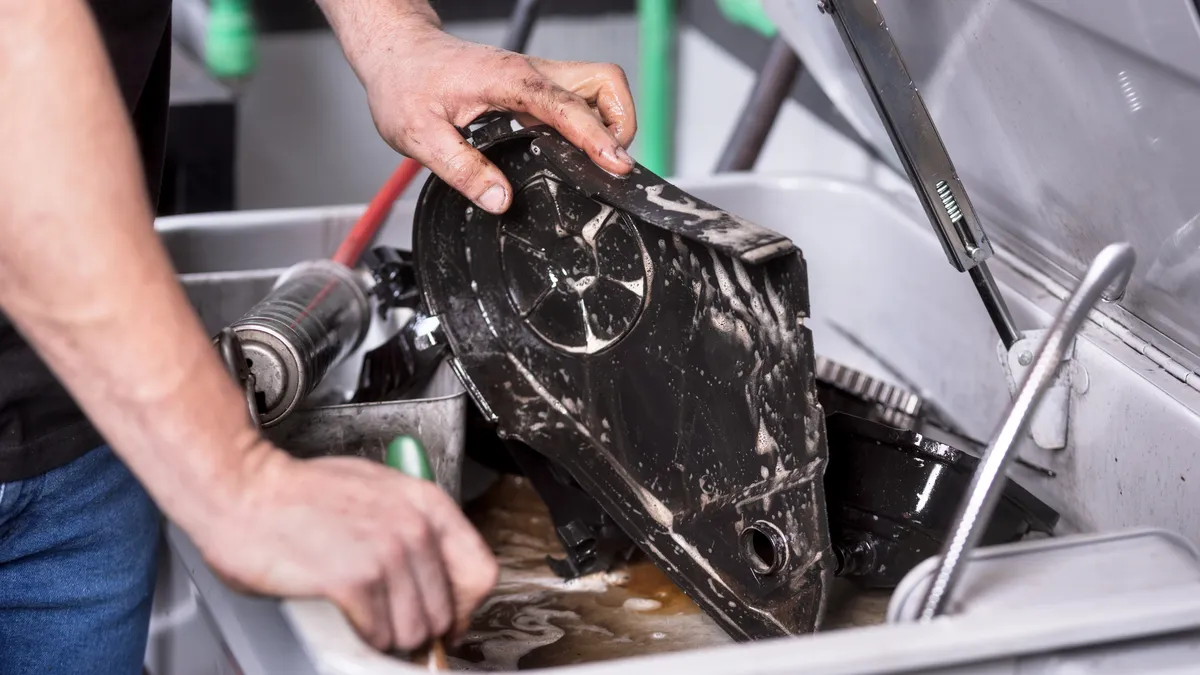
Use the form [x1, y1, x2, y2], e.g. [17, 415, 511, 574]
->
[152, 0, 1200, 666]
[152, 166, 1200, 674]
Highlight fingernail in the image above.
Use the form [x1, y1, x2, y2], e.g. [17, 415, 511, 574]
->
[478, 184, 507, 213]
[614, 146, 634, 166]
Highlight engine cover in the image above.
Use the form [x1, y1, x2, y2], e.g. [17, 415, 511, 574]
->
[413, 114, 832, 640]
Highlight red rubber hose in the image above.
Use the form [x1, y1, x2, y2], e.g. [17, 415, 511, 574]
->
[332, 157, 424, 267]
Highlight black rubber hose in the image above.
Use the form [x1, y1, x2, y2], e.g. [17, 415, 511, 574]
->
[503, 0, 544, 53]
[715, 35, 802, 172]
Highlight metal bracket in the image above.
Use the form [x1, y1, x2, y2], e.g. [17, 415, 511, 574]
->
[996, 331, 1087, 451]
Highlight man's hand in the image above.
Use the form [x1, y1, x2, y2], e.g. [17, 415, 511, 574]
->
[320, 4, 638, 214]
[196, 447, 497, 651]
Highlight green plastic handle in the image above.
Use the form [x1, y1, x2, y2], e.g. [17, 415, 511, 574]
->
[637, 0, 675, 177]
[715, 0, 777, 38]
[386, 435, 435, 482]
[206, 0, 256, 80]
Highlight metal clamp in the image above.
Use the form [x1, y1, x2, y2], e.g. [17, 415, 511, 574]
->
[822, 0, 1020, 349]
[216, 328, 262, 430]
[918, 243, 1136, 620]
[997, 330, 1088, 451]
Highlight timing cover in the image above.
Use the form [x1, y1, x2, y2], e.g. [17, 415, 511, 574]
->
[413, 114, 832, 640]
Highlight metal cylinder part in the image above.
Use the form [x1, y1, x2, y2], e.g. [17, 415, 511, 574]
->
[223, 259, 371, 427]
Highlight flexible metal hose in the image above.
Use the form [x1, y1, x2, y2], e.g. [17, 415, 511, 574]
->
[919, 242, 1136, 619]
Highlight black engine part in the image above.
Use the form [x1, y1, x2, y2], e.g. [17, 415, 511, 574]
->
[354, 247, 443, 403]
[412, 113, 832, 640]
[362, 246, 422, 312]
[505, 440, 638, 579]
[817, 363, 1059, 589]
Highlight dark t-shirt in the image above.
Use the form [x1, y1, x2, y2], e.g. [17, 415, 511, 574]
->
[0, 1, 172, 482]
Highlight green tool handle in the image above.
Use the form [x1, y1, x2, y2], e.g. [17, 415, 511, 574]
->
[386, 435, 435, 482]
[637, 0, 676, 176]
[206, 0, 256, 80]
[384, 435, 449, 670]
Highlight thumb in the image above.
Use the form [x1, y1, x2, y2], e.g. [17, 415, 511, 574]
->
[403, 119, 514, 214]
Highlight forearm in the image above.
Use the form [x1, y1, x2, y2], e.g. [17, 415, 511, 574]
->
[0, 0, 264, 532]
[313, 0, 439, 76]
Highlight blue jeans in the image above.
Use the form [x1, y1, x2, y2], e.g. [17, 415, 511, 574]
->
[0, 445, 160, 674]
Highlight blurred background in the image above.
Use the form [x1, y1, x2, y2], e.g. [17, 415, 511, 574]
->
[164, 0, 879, 214]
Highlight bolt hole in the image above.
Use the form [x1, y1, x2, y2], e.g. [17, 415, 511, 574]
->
[254, 390, 268, 413]
[739, 521, 788, 576]
[750, 531, 775, 568]
[246, 358, 254, 368]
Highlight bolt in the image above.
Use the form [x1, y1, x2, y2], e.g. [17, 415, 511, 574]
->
[1018, 350, 1033, 366]
[833, 538, 877, 577]
[817, 0, 830, 14]
[413, 315, 444, 351]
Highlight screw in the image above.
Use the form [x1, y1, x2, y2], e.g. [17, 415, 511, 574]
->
[1018, 350, 1033, 366]
[817, 1, 830, 14]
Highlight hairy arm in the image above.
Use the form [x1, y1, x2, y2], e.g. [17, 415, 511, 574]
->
[0, 1, 496, 651]
[0, 0, 260, 536]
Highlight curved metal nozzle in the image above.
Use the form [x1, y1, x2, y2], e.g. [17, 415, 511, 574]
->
[918, 242, 1136, 620]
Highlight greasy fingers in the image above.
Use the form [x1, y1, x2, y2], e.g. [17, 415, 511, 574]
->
[412, 482, 500, 636]
[504, 73, 634, 176]
[381, 552, 430, 651]
[534, 60, 637, 148]
[402, 120, 512, 214]
[397, 519, 456, 640]
[196, 453, 494, 655]
[322, 478, 486, 651]
[448, 550, 499, 637]
[329, 576, 394, 652]
[354, 22, 639, 210]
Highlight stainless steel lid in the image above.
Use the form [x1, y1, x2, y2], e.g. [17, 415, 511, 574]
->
[769, 0, 1200, 364]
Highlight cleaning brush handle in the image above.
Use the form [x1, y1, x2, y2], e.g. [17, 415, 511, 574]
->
[384, 435, 449, 671]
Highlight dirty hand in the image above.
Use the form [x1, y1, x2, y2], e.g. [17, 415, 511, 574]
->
[332, 8, 637, 214]
[194, 444, 497, 651]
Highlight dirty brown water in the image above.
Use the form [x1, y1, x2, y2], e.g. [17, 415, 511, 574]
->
[449, 476, 891, 671]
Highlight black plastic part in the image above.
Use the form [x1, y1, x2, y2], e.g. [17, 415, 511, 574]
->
[529, 134, 794, 264]
[501, 0, 544, 53]
[413, 114, 832, 641]
[820, 381, 1060, 589]
[354, 319, 443, 403]
[463, 413, 633, 578]
[353, 246, 440, 402]
[363, 247, 422, 312]
[505, 441, 637, 578]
